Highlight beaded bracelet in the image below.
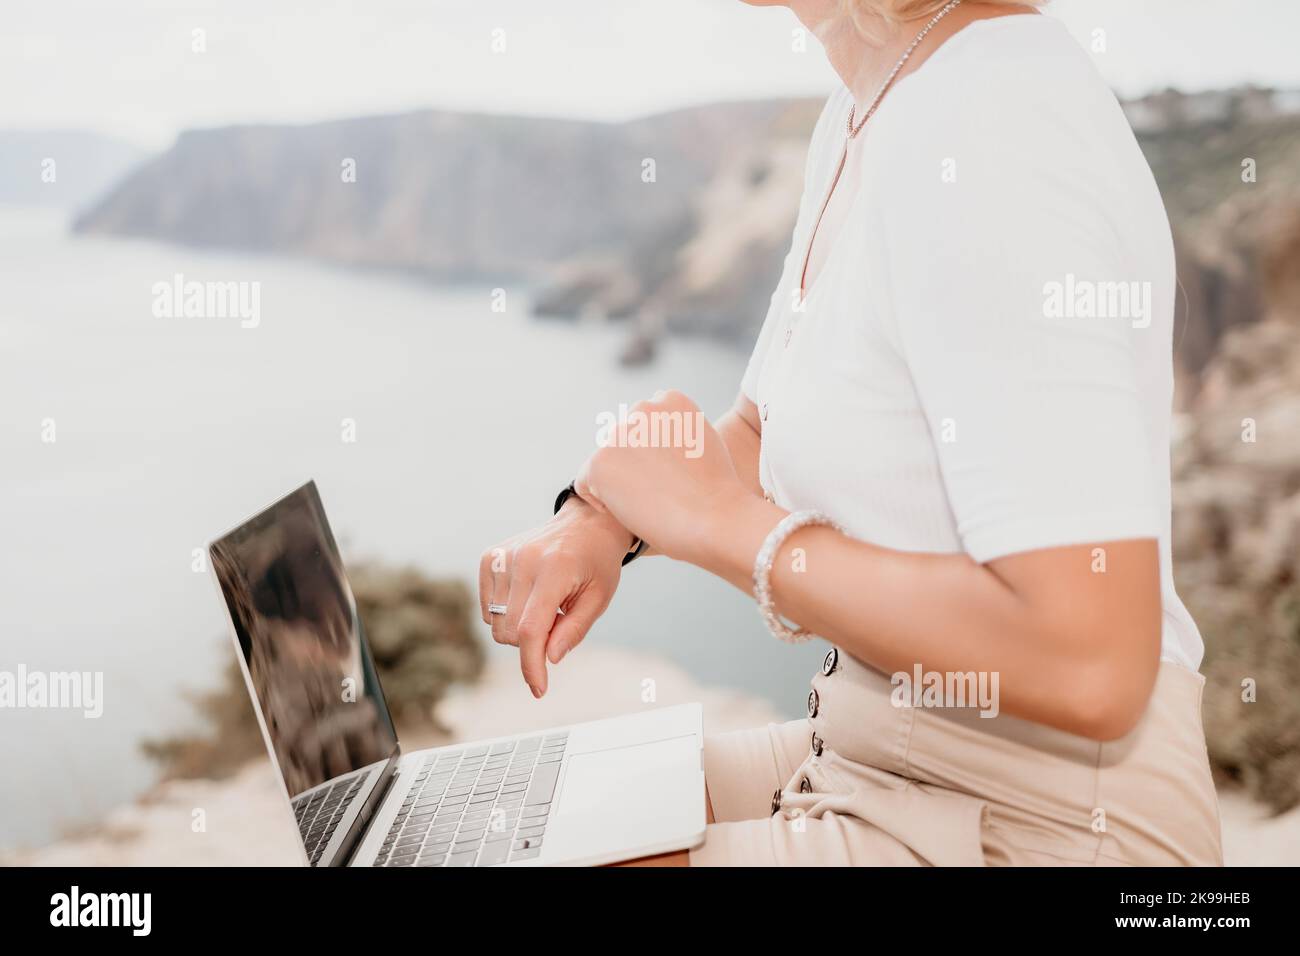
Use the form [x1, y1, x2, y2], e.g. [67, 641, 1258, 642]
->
[752, 510, 844, 643]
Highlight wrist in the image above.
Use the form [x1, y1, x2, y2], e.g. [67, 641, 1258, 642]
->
[558, 494, 637, 555]
[695, 491, 787, 590]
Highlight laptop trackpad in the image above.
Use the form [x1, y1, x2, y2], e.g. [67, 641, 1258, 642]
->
[555, 735, 696, 818]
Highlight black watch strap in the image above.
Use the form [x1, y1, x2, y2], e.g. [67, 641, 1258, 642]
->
[553, 481, 578, 515]
[553, 481, 646, 566]
[621, 537, 649, 566]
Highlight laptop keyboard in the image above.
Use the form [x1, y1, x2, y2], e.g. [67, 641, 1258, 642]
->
[295, 776, 364, 865]
[373, 732, 568, 867]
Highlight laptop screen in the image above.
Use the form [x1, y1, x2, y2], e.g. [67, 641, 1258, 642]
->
[210, 481, 399, 865]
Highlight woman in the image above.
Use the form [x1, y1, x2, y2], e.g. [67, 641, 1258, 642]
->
[480, 0, 1223, 866]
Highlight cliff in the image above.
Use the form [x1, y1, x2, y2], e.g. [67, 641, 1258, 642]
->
[72, 102, 811, 283]
[72, 89, 1300, 391]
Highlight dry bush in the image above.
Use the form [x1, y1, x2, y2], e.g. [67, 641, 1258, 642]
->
[143, 564, 482, 781]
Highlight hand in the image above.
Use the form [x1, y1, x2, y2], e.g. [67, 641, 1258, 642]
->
[575, 390, 749, 566]
[478, 496, 632, 698]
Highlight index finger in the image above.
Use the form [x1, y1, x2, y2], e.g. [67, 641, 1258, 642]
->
[515, 574, 573, 698]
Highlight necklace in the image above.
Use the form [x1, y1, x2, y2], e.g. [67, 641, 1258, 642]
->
[847, 0, 964, 140]
[799, 0, 964, 299]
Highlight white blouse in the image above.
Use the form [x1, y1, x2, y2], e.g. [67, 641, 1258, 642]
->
[742, 15, 1203, 670]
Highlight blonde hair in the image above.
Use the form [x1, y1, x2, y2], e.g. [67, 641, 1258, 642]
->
[845, 1, 1045, 38]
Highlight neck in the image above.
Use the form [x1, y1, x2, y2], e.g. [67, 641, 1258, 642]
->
[790, 1, 907, 109]
[789, 2, 1035, 117]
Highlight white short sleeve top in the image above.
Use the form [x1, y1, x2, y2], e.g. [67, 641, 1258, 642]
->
[741, 15, 1203, 670]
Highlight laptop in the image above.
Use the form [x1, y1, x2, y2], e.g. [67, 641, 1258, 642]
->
[207, 480, 706, 867]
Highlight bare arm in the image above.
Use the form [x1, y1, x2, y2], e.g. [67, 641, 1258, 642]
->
[575, 390, 1163, 742]
[716, 393, 764, 499]
[702, 496, 1161, 739]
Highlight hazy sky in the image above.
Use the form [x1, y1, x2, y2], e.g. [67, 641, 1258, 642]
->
[6, 0, 1300, 149]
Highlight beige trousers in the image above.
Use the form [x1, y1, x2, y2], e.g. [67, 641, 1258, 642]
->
[691, 655, 1223, 866]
